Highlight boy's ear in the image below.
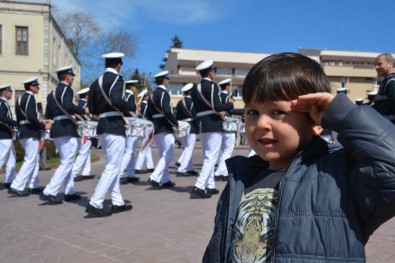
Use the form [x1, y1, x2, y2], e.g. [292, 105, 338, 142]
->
[312, 124, 323, 136]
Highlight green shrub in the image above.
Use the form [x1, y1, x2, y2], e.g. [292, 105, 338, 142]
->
[13, 140, 59, 162]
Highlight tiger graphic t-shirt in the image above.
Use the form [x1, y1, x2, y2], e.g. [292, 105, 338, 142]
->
[229, 169, 284, 263]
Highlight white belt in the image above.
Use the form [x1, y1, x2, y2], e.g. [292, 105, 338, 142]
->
[152, 114, 165, 118]
[196, 110, 216, 117]
[19, 120, 30, 125]
[99, 111, 123, 118]
[181, 118, 193, 122]
[53, 115, 71, 121]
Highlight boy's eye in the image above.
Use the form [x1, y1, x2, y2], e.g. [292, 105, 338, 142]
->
[245, 109, 259, 115]
[272, 110, 286, 116]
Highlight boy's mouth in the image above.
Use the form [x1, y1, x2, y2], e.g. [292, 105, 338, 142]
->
[259, 138, 277, 146]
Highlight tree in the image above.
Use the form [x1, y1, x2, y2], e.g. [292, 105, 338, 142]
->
[53, 9, 139, 86]
[159, 35, 183, 70]
[56, 11, 99, 57]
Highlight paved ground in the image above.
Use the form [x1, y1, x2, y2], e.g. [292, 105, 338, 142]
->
[0, 143, 394, 263]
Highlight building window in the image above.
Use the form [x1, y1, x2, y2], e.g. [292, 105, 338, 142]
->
[16, 26, 28, 55]
[0, 25, 2, 55]
[216, 68, 233, 76]
[234, 69, 249, 77]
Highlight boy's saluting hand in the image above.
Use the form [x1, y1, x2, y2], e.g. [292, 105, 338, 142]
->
[291, 92, 335, 125]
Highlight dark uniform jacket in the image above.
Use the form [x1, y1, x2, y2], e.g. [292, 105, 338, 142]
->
[191, 78, 233, 133]
[0, 97, 18, 139]
[88, 68, 133, 136]
[45, 82, 85, 138]
[203, 94, 395, 263]
[78, 98, 88, 109]
[124, 90, 136, 118]
[140, 101, 148, 118]
[16, 91, 45, 139]
[147, 85, 178, 135]
[373, 73, 395, 124]
[176, 95, 198, 134]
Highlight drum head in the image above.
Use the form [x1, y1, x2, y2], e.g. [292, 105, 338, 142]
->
[133, 118, 153, 126]
[178, 120, 190, 129]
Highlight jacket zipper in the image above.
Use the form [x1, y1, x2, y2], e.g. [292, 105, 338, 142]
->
[271, 154, 301, 263]
[220, 189, 230, 263]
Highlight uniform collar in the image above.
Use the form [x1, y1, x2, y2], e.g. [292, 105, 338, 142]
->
[221, 91, 229, 94]
[26, 91, 34, 95]
[105, 68, 118, 74]
[141, 101, 147, 104]
[80, 98, 87, 102]
[203, 77, 212, 81]
[185, 95, 191, 98]
[157, 85, 167, 90]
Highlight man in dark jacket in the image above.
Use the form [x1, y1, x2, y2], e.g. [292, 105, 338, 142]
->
[86, 52, 133, 217]
[41, 67, 85, 204]
[10, 78, 51, 196]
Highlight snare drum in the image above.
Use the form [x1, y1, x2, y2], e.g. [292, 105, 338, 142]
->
[125, 118, 154, 138]
[222, 117, 240, 132]
[77, 121, 98, 138]
[174, 121, 190, 139]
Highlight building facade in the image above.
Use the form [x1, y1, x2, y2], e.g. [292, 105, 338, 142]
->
[165, 48, 392, 109]
[0, 0, 80, 110]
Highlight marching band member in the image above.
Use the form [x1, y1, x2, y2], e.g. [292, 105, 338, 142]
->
[0, 84, 18, 190]
[147, 71, 178, 189]
[9, 78, 51, 196]
[190, 60, 234, 198]
[41, 66, 86, 204]
[72, 88, 95, 182]
[119, 79, 140, 184]
[175, 83, 198, 177]
[134, 91, 155, 174]
[214, 78, 236, 181]
[86, 52, 133, 217]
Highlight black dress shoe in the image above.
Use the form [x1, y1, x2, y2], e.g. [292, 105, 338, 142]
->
[8, 187, 30, 196]
[162, 181, 175, 188]
[175, 162, 181, 167]
[82, 175, 95, 180]
[150, 180, 162, 190]
[86, 204, 112, 217]
[214, 175, 223, 182]
[186, 170, 198, 176]
[40, 193, 63, 205]
[192, 186, 211, 198]
[146, 168, 154, 173]
[29, 186, 45, 194]
[3, 183, 11, 189]
[74, 175, 83, 182]
[206, 188, 220, 195]
[111, 204, 133, 213]
[126, 177, 140, 183]
[64, 193, 82, 202]
[176, 171, 187, 177]
[119, 177, 128, 185]
[135, 170, 146, 174]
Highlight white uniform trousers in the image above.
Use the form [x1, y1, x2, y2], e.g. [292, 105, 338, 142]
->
[177, 133, 196, 172]
[195, 132, 222, 190]
[119, 136, 138, 177]
[135, 127, 154, 170]
[89, 133, 125, 209]
[0, 139, 16, 183]
[11, 138, 40, 191]
[150, 133, 174, 183]
[215, 133, 236, 177]
[72, 138, 92, 177]
[43, 136, 78, 196]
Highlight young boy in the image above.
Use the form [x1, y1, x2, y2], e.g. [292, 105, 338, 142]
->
[203, 53, 395, 262]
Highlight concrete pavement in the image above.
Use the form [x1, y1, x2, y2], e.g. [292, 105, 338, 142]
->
[0, 144, 394, 262]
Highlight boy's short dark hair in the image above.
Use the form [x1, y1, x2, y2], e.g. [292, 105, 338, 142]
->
[243, 52, 332, 104]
